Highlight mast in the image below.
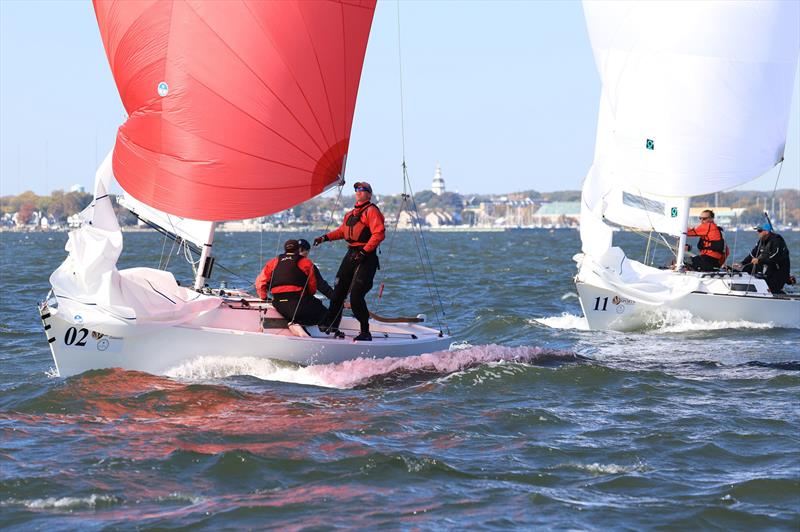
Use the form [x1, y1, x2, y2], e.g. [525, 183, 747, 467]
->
[674, 197, 690, 271]
[194, 222, 216, 290]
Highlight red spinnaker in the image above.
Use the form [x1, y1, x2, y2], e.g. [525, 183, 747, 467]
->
[93, 0, 376, 221]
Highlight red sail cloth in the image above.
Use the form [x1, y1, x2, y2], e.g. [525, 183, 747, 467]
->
[93, 0, 375, 221]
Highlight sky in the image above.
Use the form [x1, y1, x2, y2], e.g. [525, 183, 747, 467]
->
[1, 0, 798, 199]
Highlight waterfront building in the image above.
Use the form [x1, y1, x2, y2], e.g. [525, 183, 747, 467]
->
[533, 201, 581, 228]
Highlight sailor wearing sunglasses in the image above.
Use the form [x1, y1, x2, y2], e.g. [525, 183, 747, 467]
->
[314, 182, 385, 341]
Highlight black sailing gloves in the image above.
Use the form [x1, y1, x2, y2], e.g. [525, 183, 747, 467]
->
[352, 249, 367, 263]
[313, 235, 328, 247]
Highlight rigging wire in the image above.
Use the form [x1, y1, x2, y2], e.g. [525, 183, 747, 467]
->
[768, 159, 784, 223]
[366, 0, 449, 333]
[158, 230, 169, 269]
[372, 188, 410, 313]
[290, 181, 345, 325]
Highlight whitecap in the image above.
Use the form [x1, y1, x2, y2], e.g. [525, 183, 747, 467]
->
[560, 460, 650, 475]
[2, 494, 120, 510]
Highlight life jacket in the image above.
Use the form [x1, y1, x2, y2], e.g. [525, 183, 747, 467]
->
[697, 223, 725, 263]
[343, 202, 376, 246]
[269, 253, 308, 292]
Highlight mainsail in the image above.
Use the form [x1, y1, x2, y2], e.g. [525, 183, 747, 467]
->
[581, 0, 799, 245]
[94, 0, 377, 221]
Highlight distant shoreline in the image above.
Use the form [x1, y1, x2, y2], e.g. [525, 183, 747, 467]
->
[4, 225, 799, 234]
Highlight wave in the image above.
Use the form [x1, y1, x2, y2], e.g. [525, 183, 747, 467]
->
[740, 360, 800, 371]
[557, 460, 650, 475]
[167, 344, 580, 389]
[1, 494, 121, 510]
[531, 313, 589, 331]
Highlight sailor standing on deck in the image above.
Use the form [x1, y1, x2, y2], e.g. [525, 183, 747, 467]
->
[314, 182, 385, 341]
[255, 239, 328, 325]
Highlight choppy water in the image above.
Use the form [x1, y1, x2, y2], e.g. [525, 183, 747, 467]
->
[2, 229, 799, 529]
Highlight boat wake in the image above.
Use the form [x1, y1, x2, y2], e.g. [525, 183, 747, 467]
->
[531, 313, 590, 330]
[532, 309, 779, 333]
[167, 345, 581, 389]
[648, 309, 776, 334]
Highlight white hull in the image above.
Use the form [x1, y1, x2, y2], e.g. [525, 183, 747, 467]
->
[576, 275, 800, 331]
[39, 296, 451, 378]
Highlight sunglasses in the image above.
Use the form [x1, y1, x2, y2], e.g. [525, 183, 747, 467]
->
[699, 216, 710, 220]
[354, 186, 370, 192]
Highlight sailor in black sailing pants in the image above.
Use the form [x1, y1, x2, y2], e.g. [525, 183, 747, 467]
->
[314, 182, 385, 341]
[255, 239, 328, 325]
[737, 223, 792, 294]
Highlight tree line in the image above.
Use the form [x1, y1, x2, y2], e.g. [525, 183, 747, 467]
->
[0, 190, 137, 225]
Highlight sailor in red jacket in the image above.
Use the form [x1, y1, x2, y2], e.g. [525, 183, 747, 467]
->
[314, 182, 385, 341]
[686, 209, 727, 271]
[255, 239, 327, 325]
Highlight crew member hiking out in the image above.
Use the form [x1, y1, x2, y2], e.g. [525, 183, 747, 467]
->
[737, 223, 792, 294]
[686, 209, 727, 271]
[314, 181, 385, 341]
[255, 239, 328, 326]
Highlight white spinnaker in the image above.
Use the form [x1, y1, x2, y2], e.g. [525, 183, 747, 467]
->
[583, 0, 799, 198]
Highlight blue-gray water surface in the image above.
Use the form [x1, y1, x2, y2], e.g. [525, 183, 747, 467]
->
[1, 229, 799, 530]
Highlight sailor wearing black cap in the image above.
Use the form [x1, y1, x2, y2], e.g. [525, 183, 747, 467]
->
[737, 223, 792, 293]
[255, 239, 329, 325]
[297, 239, 334, 299]
[313, 181, 385, 341]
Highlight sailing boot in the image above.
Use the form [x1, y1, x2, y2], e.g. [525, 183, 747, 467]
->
[319, 325, 345, 339]
[354, 330, 372, 341]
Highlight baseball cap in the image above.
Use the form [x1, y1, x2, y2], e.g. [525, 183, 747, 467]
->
[284, 239, 299, 252]
[754, 223, 773, 233]
[353, 181, 372, 193]
[297, 239, 311, 251]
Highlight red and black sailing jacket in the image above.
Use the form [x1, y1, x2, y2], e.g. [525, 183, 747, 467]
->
[255, 253, 317, 299]
[325, 201, 385, 253]
[687, 222, 727, 265]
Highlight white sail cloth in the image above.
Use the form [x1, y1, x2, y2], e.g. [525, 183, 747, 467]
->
[583, 0, 800, 198]
[49, 152, 220, 337]
[116, 193, 213, 249]
[575, 248, 701, 306]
